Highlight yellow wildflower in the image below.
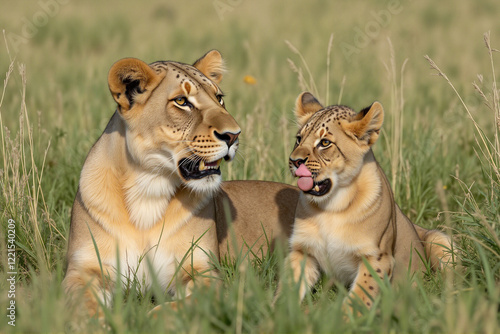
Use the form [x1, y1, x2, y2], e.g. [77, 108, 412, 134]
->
[243, 75, 257, 85]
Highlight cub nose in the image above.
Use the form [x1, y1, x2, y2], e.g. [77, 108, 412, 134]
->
[290, 157, 308, 168]
[214, 130, 240, 148]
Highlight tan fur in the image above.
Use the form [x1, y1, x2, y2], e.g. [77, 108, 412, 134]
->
[279, 92, 452, 310]
[63, 51, 300, 317]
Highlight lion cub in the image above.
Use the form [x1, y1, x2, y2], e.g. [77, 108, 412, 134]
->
[280, 92, 452, 309]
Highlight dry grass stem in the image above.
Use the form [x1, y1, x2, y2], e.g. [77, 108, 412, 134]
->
[285, 40, 320, 99]
[325, 33, 334, 105]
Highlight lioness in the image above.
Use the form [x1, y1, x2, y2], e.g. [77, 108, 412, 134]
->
[279, 92, 452, 309]
[63, 50, 298, 316]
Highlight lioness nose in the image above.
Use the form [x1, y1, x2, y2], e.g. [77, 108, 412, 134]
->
[290, 157, 308, 168]
[214, 130, 240, 148]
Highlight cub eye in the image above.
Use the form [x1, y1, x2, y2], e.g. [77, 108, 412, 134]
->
[217, 95, 224, 106]
[296, 136, 302, 145]
[174, 96, 188, 107]
[320, 139, 332, 147]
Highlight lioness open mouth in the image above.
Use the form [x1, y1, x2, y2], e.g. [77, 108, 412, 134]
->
[304, 178, 332, 196]
[178, 158, 222, 180]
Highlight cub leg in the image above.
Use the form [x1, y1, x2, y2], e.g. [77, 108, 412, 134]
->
[413, 224, 453, 269]
[347, 252, 394, 309]
[277, 249, 321, 303]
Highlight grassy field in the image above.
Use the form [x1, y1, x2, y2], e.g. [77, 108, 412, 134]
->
[1, 0, 499, 332]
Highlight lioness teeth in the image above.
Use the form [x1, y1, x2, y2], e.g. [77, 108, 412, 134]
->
[199, 159, 221, 171]
[314, 185, 320, 192]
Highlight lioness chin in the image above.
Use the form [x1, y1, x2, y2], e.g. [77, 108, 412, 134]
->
[277, 92, 452, 311]
[63, 51, 298, 317]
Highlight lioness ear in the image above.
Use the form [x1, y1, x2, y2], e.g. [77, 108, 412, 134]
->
[295, 92, 324, 126]
[108, 58, 162, 113]
[193, 50, 225, 84]
[342, 101, 384, 147]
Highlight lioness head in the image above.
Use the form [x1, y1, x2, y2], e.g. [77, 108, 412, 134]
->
[107, 50, 240, 193]
[289, 92, 384, 202]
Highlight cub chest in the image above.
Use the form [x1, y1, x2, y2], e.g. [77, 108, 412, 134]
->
[294, 214, 376, 286]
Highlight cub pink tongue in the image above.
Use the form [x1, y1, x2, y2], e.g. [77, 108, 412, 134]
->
[297, 177, 314, 191]
[295, 164, 312, 177]
[295, 164, 314, 191]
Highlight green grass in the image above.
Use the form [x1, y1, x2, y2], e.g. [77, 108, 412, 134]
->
[1, 0, 500, 332]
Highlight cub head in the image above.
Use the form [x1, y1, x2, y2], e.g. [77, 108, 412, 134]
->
[108, 50, 240, 193]
[289, 92, 384, 202]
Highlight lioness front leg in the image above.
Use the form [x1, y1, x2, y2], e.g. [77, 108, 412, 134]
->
[278, 249, 321, 303]
[347, 252, 394, 309]
[149, 265, 219, 314]
[63, 265, 114, 318]
[180, 265, 220, 298]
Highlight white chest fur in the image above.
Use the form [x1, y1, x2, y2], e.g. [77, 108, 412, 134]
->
[124, 170, 179, 230]
[72, 234, 180, 296]
[315, 239, 360, 286]
[292, 212, 378, 287]
[114, 241, 177, 293]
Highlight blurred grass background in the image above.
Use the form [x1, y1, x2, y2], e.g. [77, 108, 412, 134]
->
[0, 0, 499, 332]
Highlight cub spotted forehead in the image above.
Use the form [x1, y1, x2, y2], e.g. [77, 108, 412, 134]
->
[295, 92, 356, 128]
[300, 105, 357, 134]
[294, 91, 384, 148]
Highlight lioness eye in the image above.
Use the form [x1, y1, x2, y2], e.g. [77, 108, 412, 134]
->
[296, 136, 302, 145]
[320, 139, 331, 147]
[174, 96, 188, 106]
[217, 95, 224, 106]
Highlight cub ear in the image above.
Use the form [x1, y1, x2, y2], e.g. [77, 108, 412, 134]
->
[295, 92, 324, 127]
[342, 101, 384, 147]
[193, 50, 225, 84]
[108, 58, 162, 113]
